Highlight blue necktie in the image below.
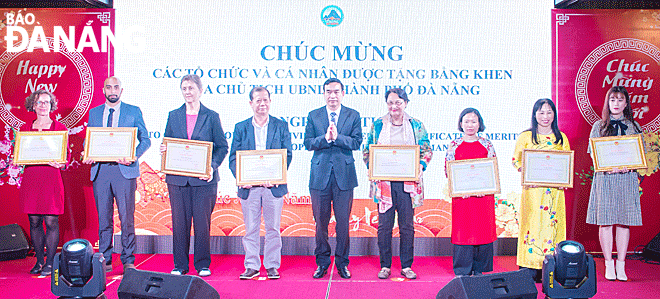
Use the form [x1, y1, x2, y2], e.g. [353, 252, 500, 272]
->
[330, 111, 337, 125]
[107, 108, 115, 127]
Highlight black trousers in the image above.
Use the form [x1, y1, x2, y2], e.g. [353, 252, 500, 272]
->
[452, 243, 494, 275]
[168, 183, 217, 272]
[378, 181, 415, 269]
[311, 171, 354, 268]
[93, 163, 136, 265]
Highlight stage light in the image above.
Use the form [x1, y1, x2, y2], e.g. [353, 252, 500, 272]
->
[542, 240, 597, 299]
[51, 239, 107, 299]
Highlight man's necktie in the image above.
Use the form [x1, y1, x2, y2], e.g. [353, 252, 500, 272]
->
[107, 108, 114, 127]
[330, 111, 337, 125]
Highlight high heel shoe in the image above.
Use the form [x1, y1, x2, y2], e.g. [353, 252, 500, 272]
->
[29, 262, 43, 275]
[40, 264, 53, 276]
[615, 260, 627, 281]
[604, 260, 616, 281]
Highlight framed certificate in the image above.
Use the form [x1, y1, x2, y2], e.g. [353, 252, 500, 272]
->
[368, 145, 420, 181]
[590, 135, 647, 172]
[13, 131, 68, 165]
[236, 149, 287, 186]
[83, 127, 137, 162]
[161, 137, 213, 178]
[522, 149, 574, 188]
[446, 157, 500, 197]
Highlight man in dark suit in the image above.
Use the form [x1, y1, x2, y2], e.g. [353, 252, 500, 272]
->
[84, 76, 151, 273]
[229, 86, 292, 280]
[304, 78, 362, 279]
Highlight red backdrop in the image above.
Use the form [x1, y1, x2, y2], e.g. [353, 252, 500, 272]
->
[0, 8, 113, 246]
[553, 9, 660, 251]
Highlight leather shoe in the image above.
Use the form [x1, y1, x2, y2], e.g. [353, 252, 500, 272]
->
[239, 268, 259, 280]
[337, 266, 351, 279]
[29, 262, 44, 275]
[312, 266, 328, 279]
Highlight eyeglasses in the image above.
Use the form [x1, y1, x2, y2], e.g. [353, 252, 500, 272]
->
[35, 101, 50, 106]
[386, 101, 405, 107]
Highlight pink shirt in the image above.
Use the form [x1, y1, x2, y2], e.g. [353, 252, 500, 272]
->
[186, 114, 198, 139]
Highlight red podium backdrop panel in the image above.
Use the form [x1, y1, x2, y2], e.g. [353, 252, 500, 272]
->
[0, 8, 114, 245]
[552, 9, 660, 251]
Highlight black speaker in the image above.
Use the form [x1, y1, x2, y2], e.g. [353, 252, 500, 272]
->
[437, 269, 538, 299]
[118, 268, 219, 299]
[642, 230, 660, 262]
[0, 223, 30, 261]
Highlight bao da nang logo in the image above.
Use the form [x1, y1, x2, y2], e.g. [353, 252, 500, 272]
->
[321, 5, 343, 27]
[575, 38, 660, 132]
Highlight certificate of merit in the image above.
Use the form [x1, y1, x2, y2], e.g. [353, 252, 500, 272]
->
[13, 131, 68, 165]
[368, 145, 420, 181]
[447, 157, 500, 197]
[161, 137, 213, 178]
[236, 149, 287, 186]
[522, 149, 574, 188]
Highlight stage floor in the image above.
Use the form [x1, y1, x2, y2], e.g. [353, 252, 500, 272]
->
[0, 254, 657, 298]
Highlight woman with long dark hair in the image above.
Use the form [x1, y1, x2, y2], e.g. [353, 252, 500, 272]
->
[587, 86, 642, 281]
[512, 98, 570, 282]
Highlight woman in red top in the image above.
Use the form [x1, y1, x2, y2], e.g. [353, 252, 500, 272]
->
[445, 108, 497, 276]
[18, 90, 66, 276]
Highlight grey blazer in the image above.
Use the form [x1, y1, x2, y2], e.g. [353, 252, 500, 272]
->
[87, 102, 151, 181]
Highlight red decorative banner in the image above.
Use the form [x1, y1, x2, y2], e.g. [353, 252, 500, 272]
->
[0, 8, 113, 244]
[552, 9, 660, 251]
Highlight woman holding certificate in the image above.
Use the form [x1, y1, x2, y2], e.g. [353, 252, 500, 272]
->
[161, 74, 228, 277]
[363, 88, 432, 280]
[18, 89, 67, 276]
[445, 108, 497, 276]
[512, 98, 570, 282]
[586, 86, 642, 281]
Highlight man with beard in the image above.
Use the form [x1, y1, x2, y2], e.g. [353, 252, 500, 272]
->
[83, 76, 151, 273]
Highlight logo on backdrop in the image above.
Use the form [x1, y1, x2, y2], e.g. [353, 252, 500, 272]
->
[0, 37, 93, 129]
[575, 38, 660, 131]
[321, 5, 343, 27]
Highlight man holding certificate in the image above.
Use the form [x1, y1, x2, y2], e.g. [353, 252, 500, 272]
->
[84, 76, 151, 273]
[304, 78, 362, 279]
[229, 86, 292, 280]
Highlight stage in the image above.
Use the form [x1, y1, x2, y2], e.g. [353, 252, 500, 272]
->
[1, 254, 657, 299]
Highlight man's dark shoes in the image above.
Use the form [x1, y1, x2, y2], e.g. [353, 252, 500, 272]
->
[239, 268, 259, 280]
[338, 266, 351, 279]
[266, 268, 280, 279]
[313, 266, 328, 279]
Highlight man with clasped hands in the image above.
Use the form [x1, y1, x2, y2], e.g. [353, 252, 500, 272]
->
[304, 78, 362, 279]
[229, 86, 292, 280]
[83, 76, 151, 273]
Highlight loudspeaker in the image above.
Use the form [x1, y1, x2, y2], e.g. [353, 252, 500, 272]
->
[0, 224, 30, 261]
[436, 269, 538, 299]
[642, 230, 660, 262]
[118, 268, 219, 299]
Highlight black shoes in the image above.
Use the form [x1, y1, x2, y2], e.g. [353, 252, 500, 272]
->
[337, 266, 351, 279]
[312, 266, 328, 279]
[239, 268, 260, 280]
[266, 268, 280, 279]
[40, 265, 53, 276]
[29, 262, 43, 275]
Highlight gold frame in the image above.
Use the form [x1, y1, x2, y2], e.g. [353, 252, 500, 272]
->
[236, 149, 287, 186]
[160, 137, 213, 178]
[83, 127, 137, 162]
[368, 145, 420, 181]
[522, 149, 574, 188]
[446, 157, 500, 197]
[13, 131, 68, 165]
[590, 135, 647, 172]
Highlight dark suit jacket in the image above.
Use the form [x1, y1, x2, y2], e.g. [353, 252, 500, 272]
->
[87, 102, 151, 181]
[164, 103, 228, 186]
[229, 115, 293, 199]
[304, 105, 362, 190]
